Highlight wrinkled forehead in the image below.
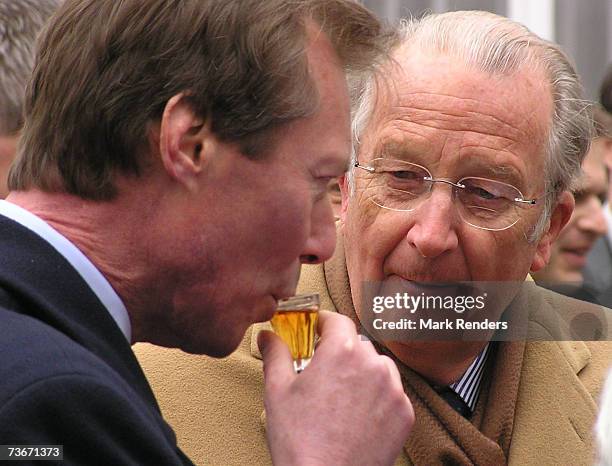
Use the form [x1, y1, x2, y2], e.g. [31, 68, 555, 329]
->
[385, 46, 551, 113]
[362, 49, 553, 169]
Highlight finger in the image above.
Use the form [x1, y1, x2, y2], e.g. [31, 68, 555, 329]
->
[338, 331, 379, 358]
[379, 354, 404, 393]
[378, 356, 415, 428]
[257, 330, 295, 387]
[316, 310, 357, 339]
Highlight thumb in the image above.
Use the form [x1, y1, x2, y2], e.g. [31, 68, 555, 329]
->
[257, 330, 296, 386]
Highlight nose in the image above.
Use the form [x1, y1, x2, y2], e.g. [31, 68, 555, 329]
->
[300, 199, 337, 264]
[404, 187, 459, 258]
[577, 197, 607, 237]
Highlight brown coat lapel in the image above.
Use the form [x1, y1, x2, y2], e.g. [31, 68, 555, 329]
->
[292, 236, 612, 465]
[134, 235, 612, 466]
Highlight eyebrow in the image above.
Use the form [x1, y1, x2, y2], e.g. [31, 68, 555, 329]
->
[314, 153, 351, 177]
[476, 164, 522, 183]
[374, 141, 427, 162]
[374, 141, 524, 184]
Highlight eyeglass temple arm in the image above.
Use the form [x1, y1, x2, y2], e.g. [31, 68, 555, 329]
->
[514, 198, 537, 205]
[354, 161, 375, 173]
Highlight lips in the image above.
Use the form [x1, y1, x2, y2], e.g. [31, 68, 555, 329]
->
[272, 287, 299, 302]
[256, 295, 280, 323]
[381, 275, 472, 297]
[262, 287, 295, 321]
[385, 272, 469, 285]
[384, 259, 470, 283]
[565, 245, 591, 255]
[561, 249, 589, 268]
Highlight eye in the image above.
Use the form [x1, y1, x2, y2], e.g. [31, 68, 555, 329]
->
[326, 178, 342, 202]
[599, 192, 607, 204]
[326, 178, 341, 194]
[384, 169, 427, 195]
[465, 185, 497, 200]
[461, 178, 516, 201]
[574, 190, 586, 203]
[458, 177, 520, 216]
[574, 190, 607, 206]
[368, 159, 430, 197]
[391, 169, 422, 180]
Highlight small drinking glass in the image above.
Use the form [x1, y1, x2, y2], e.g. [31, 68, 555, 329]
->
[270, 294, 320, 373]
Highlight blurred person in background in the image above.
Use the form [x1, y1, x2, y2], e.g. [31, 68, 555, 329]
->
[532, 105, 609, 300]
[600, 64, 612, 114]
[0, 0, 59, 198]
[583, 71, 612, 306]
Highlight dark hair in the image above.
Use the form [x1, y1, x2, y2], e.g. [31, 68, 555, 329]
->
[593, 105, 612, 138]
[10, 0, 392, 199]
[0, 0, 59, 135]
[600, 64, 612, 113]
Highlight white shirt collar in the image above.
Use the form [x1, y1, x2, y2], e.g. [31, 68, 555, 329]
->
[0, 200, 131, 342]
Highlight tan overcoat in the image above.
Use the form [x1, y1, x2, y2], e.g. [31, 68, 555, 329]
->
[136, 256, 612, 466]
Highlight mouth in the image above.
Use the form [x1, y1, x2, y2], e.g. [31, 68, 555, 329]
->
[255, 295, 279, 323]
[382, 275, 473, 297]
[263, 288, 299, 320]
[272, 288, 298, 302]
[252, 291, 294, 324]
[384, 263, 469, 283]
[386, 274, 464, 286]
[560, 247, 591, 268]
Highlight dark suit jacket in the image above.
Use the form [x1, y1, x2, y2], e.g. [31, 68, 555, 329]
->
[0, 215, 194, 465]
[583, 236, 612, 308]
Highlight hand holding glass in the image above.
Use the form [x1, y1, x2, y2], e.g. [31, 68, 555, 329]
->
[270, 294, 319, 373]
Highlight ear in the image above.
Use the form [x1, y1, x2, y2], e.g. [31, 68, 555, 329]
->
[338, 174, 350, 223]
[603, 137, 612, 165]
[530, 191, 575, 272]
[158, 93, 208, 191]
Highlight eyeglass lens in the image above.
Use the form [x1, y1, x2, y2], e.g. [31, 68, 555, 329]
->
[365, 159, 524, 231]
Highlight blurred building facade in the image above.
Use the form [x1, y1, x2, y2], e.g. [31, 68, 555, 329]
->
[363, 0, 612, 101]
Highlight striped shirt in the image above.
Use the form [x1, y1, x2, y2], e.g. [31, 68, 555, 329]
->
[449, 343, 492, 413]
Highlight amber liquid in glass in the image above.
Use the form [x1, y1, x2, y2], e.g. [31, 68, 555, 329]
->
[270, 309, 318, 372]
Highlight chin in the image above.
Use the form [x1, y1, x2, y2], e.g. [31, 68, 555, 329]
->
[180, 339, 240, 358]
[176, 328, 245, 357]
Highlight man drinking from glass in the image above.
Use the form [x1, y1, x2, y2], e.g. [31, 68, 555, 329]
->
[137, 10, 612, 466]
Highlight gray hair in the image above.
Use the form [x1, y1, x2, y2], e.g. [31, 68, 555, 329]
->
[349, 11, 593, 241]
[0, 0, 60, 135]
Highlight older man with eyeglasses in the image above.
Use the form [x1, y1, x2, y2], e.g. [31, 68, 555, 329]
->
[136, 10, 612, 466]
